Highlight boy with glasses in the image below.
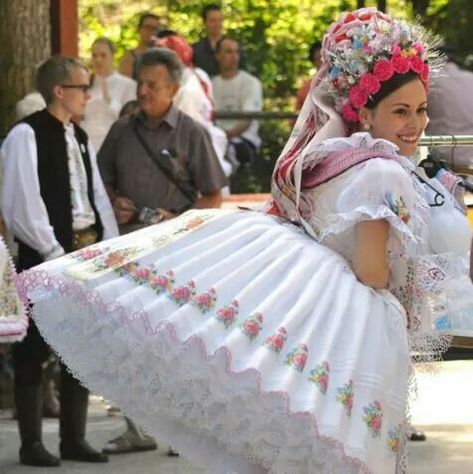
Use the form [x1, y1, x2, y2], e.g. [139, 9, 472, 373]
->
[1, 56, 118, 467]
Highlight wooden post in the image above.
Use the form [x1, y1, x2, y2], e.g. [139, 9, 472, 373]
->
[50, 0, 78, 57]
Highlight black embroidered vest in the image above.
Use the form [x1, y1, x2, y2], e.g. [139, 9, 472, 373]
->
[17, 109, 103, 270]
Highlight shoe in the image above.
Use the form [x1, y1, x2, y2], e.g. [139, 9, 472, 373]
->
[19, 441, 60, 467]
[167, 447, 179, 457]
[60, 439, 109, 462]
[102, 431, 158, 454]
[409, 430, 427, 441]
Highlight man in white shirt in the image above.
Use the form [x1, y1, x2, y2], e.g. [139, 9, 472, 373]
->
[212, 37, 263, 168]
[427, 52, 473, 169]
[1, 56, 117, 467]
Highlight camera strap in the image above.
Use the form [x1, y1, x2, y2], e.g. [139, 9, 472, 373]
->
[132, 121, 196, 206]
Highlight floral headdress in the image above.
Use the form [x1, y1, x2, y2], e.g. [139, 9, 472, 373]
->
[268, 8, 439, 235]
[323, 8, 432, 123]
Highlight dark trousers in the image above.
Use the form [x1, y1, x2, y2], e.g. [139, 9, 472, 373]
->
[13, 319, 89, 447]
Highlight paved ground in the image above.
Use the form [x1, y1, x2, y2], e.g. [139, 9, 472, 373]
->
[1, 360, 472, 473]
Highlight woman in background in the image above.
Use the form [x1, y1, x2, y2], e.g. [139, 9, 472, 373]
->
[82, 37, 136, 153]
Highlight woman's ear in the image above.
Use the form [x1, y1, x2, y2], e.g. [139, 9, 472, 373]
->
[358, 107, 372, 129]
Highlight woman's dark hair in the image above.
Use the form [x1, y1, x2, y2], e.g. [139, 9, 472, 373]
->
[92, 37, 115, 55]
[308, 41, 322, 63]
[365, 70, 422, 109]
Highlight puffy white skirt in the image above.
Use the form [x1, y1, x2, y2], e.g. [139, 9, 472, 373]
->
[17, 210, 413, 473]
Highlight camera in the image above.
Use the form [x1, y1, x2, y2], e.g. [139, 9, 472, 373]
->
[137, 207, 164, 225]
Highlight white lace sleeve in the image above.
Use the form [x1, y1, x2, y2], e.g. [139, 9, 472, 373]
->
[306, 157, 424, 249]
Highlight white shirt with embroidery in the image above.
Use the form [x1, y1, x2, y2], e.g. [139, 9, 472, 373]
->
[1, 122, 118, 261]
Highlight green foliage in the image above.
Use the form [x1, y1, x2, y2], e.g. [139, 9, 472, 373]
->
[79, 0, 473, 192]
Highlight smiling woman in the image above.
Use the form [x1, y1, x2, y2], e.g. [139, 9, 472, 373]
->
[16, 8, 473, 474]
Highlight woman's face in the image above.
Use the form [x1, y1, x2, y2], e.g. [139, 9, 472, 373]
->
[91, 42, 114, 76]
[360, 78, 428, 157]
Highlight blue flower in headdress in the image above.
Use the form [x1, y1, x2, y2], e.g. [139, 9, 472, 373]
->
[330, 67, 341, 79]
[353, 39, 363, 50]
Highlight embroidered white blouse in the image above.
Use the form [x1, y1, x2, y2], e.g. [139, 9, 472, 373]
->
[1, 123, 118, 260]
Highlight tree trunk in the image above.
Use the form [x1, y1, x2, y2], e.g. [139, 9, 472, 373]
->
[0, 0, 51, 136]
[357, 0, 366, 8]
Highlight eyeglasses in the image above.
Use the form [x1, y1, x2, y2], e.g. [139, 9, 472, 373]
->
[60, 84, 90, 92]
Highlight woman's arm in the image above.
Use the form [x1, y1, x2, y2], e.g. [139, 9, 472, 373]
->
[353, 219, 390, 289]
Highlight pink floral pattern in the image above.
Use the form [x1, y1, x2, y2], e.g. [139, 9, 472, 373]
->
[215, 300, 239, 328]
[91, 248, 140, 272]
[308, 361, 330, 393]
[363, 401, 383, 437]
[72, 246, 106, 261]
[239, 312, 263, 341]
[170, 281, 196, 306]
[192, 288, 217, 313]
[285, 343, 309, 372]
[149, 271, 175, 293]
[264, 327, 287, 355]
[336, 380, 354, 416]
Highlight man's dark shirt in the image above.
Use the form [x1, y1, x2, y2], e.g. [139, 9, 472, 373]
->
[98, 105, 227, 217]
[192, 37, 220, 77]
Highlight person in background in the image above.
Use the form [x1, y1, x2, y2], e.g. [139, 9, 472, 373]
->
[155, 32, 232, 181]
[426, 46, 473, 170]
[192, 4, 224, 77]
[296, 40, 322, 111]
[99, 47, 226, 456]
[213, 36, 263, 169]
[82, 37, 136, 153]
[119, 12, 162, 80]
[1, 56, 118, 467]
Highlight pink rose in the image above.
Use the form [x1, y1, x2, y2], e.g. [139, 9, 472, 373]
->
[373, 59, 394, 81]
[409, 56, 424, 74]
[359, 73, 381, 94]
[372, 416, 382, 431]
[421, 63, 429, 84]
[173, 287, 189, 300]
[342, 103, 359, 123]
[196, 293, 211, 305]
[349, 85, 369, 108]
[293, 354, 307, 368]
[155, 276, 168, 287]
[391, 55, 410, 74]
[244, 321, 259, 335]
[136, 267, 150, 279]
[391, 45, 401, 56]
[274, 336, 284, 348]
[413, 42, 425, 54]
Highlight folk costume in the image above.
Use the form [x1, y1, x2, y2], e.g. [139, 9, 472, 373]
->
[16, 9, 473, 474]
[0, 236, 26, 343]
[1, 107, 118, 465]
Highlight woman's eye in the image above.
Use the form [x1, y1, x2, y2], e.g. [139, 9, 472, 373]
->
[393, 109, 407, 116]
[417, 107, 427, 114]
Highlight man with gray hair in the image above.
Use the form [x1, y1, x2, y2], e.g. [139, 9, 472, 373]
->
[99, 47, 226, 232]
[98, 47, 226, 455]
[1, 56, 118, 467]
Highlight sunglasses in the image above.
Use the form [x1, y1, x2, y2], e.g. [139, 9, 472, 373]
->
[60, 84, 90, 92]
